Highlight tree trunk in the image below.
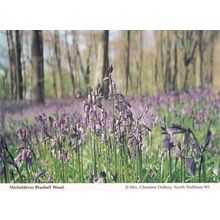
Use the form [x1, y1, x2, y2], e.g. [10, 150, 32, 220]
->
[2, 68, 8, 100]
[65, 30, 75, 90]
[46, 41, 58, 99]
[85, 46, 91, 86]
[125, 30, 130, 95]
[22, 53, 27, 99]
[183, 65, 189, 90]
[183, 31, 197, 90]
[72, 31, 85, 75]
[155, 48, 158, 91]
[49, 56, 58, 98]
[199, 30, 204, 87]
[6, 30, 13, 99]
[209, 32, 215, 85]
[52, 57, 58, 98]
[54, 31, 64, 98]
[15, 30, 23, 100]
[31, 30, 44, 104]
[139, 30, 143, 95]
[172, 31, 178, 91]
[192, 57, 197, 88]
[164, 31, 171, 92]
[24, 31, 32, 99]
[6, 30, 17, 100]
[102, 30, 109, 99]
[160, 31, 164, 84]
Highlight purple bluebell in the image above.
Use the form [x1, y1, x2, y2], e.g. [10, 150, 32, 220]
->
[186, 158, 196, 175]
[163, 134, 174, 150]
[35, 170, 46, 182]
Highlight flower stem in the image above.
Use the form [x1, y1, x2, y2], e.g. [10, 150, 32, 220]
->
[168, 149, 173, 182]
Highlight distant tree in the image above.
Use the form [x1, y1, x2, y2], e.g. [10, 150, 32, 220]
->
[6, 30, 23, 100]
[135, 30, 143, 95]
[154, 43, 158, 91]
[23, 31, 32, 99]
[54, 31, 64, 98]
[102, 30, 109, 98]
[72, 31, 91, 89]
[15, 30, 23, 100]
[6, 30, 16, 99]
[209, 31, 216, 85]
[46, 54, 58, 99]
[198, 30, 204, 86]
[182, 31, 197, 90]
[65, 30, 75, 90]
[197, 30, 218, 87]
[31, 30, 44, 103]
[154, 31, 160, 93]
[125, 30, 131, 95]
[51, 56, 58, 98]
[164, 31, 172, 92]
[172, 31, 178, 91]
[160, 31, 164, 85]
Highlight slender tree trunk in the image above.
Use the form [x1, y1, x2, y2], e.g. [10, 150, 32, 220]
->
[15, 30, 23, 100]
[102, 30, 109, 99]
[160, 31, 164, 84]
[46, 42, 58, 98]
[183, 31, 197, 90]
[2, 68, 8, 100]
[72, 31, 85, 76]
[164, 31, 171, 92]
[183, 65, 189, 90]
[24, 31, 33, 99]
[85, 45, 91, 85]
[10, 31, 17, 98]
[31, 30, 44, 104]
[126, 30, 130, 95]
[199, 30, 204, 87]
[22, 59, 27, 99]
[139, 30, 143, 95]
[73, 32, 90, 89]
[6, 30, 13, 99]
[21, 34, 27, 100]
[51, 57, 58, 98]
[6, 30, 16, 100]
[154, 32, 159, 93]
[192, 57, 197, 88]
[65, 31, 76, 90]
[155, 48, 158, 90]
[54, 31, 64, 98]
[209, 33, 215, 85]
[172, 31, 178, 91]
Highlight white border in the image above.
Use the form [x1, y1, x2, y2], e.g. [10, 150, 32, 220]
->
[0, 1, 219, 220]
[0, 0, 220, 29]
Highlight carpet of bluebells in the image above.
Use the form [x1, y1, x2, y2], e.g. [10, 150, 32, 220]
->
[0, 82, 220, 183]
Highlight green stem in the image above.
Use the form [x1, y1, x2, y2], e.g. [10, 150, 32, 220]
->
[198, 155, 203, 183]
[72, 151, 75, 181]
[160, 154, 164, 182]
[168, 149, 173, 182]
[183, 157, 186, 183]
[113, 141, 117, 180]
[77, 146, 81, 182]
[61, 158, 65, 183]
[80, 144, 84, 182]
[93, 135, 97, 176]
[25, 162, 30, 183]
[202, 154, 206, 182]
[138, 148, 142, 182]
[3, 162, 8, 183]
[181, 157, 183, 182]
[124, 142, 128, 183]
